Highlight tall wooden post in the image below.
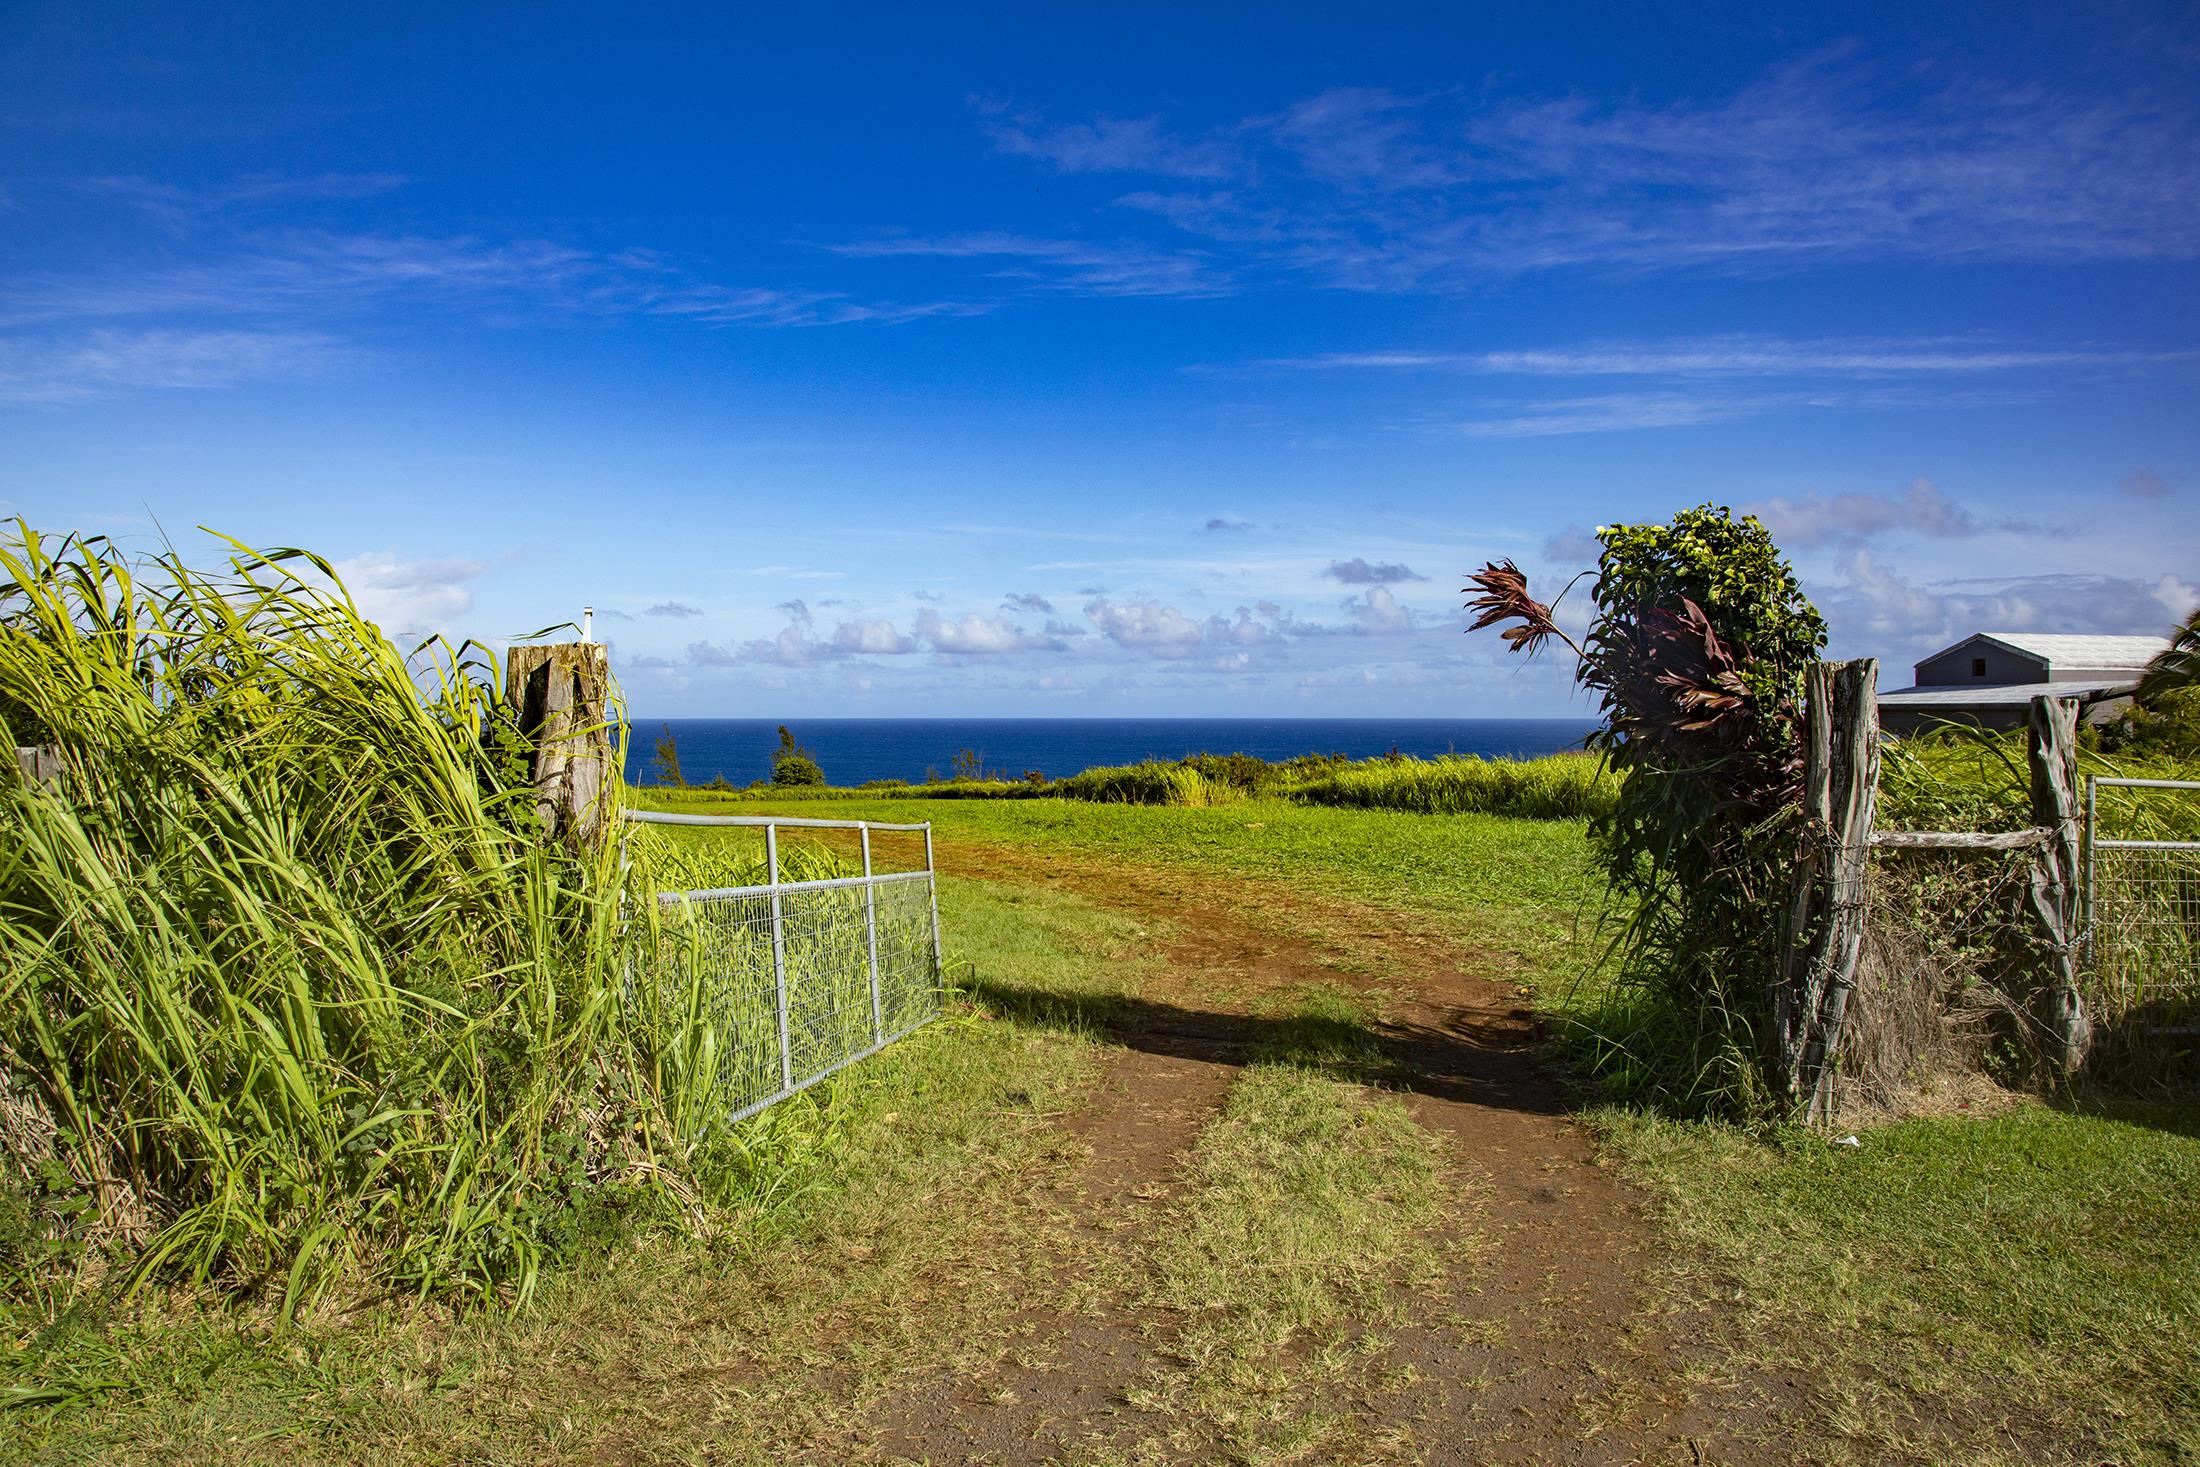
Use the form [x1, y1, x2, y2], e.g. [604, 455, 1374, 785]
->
[505, 641, 613, 845]
[1780, 658, 1880, 1123]
[2027, 695, 2089, 1074]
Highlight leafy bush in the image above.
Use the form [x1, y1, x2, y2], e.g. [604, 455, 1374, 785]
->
[771, 724, 825, 787]
[1472, 506, 1827, 1116]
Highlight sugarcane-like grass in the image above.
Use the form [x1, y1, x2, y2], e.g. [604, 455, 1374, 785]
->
[0, 524, 734, 1311]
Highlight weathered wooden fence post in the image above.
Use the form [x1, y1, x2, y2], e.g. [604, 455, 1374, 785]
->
[2027, 695, 2090, 1074]
[1780, 658, 1880, 1123]
[13, 745, 59, 787]
[505, 641, 613, 844]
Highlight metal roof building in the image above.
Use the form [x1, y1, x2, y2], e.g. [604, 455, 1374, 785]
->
[1878, 631, 2168, 734]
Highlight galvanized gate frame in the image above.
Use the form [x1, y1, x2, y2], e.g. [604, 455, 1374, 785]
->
[623, 810, 946, 1123]
[2083, 775, 2200, 1036]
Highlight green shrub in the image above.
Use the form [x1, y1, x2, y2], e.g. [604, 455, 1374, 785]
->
[771, 724, 825, 787]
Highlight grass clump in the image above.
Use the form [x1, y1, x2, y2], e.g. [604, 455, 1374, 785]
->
[0, 524, 697, 1312]
[1285, 751, 1612, 819]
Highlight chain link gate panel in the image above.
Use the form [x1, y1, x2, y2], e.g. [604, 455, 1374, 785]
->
[2085, 777, 2200, 1037]
[627, 811, 946, 1122]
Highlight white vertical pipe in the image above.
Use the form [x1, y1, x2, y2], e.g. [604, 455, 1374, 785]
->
[861, 823, 882, 1043]
[923, 823, 943, 991]
[767, 822, 792, 1093]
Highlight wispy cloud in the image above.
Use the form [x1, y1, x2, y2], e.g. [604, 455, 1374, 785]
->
[976, 100, 1240, 179]
[1204, 517, 1255, 533]
[646, 601, 704, 618]
[824, 232, 1226, 298]
[81, 172, 409, 225]
[0, 326, 361, 402]
[1248, 336, 2183, 377]
[1451, 393, 1755, 438]
[999, 55, 2200, 289]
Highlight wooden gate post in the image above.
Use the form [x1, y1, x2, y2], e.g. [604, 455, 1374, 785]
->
[506, 641, 613, 845]
[2027, 695, 2090, 1074]
[1780, 658, 1880, 1123]
[13, 746, 59, 788]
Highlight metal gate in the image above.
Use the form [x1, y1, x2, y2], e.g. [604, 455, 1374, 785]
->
[625, 810, 945, 1121]
[2085, 777, 2200, 1036]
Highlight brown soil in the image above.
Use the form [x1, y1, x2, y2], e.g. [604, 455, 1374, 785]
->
[852, 841, 1803, 1465]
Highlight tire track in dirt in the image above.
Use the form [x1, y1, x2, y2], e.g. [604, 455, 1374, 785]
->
[858, 839, 1795, 1464]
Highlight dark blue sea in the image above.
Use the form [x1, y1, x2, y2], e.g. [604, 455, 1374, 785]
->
[623, 718, 1597, 788]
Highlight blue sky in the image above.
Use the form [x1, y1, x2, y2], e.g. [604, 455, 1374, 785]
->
[5, 1, 2197, 716]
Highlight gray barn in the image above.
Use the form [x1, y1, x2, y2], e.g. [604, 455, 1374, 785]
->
[1878, 632, 2166, 735]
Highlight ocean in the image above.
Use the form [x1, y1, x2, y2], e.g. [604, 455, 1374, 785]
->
[623, 718, 1598, 788]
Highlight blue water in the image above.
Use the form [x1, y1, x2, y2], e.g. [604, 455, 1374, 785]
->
[623, 718, 1597, 787]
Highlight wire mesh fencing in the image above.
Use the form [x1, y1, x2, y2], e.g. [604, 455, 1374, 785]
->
[2087, 778, 2200, 1037]
[627, 812, 945, 1122]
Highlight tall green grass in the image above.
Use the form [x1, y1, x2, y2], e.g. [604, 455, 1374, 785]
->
[641, 750, 1614, 821]
[1283, 751, 1613, 819]
[0, 524, 720, 1311]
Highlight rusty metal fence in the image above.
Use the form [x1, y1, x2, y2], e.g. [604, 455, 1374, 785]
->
[624, 811, 944, 1122]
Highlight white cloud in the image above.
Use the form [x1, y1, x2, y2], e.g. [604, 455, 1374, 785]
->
[1821, 549, 2199, 658]
[1325, 557, 1424, 585]
[832, 618, 917, 654]
[1743, 477, 1990, 547]
[1084, 596, 1206, 653]
[1346, 585, 1412, 634]
[331, 552, 486, 636]
[914, 608, 1061, 654]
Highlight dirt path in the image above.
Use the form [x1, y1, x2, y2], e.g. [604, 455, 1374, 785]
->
[852, 842, 1793, 1465]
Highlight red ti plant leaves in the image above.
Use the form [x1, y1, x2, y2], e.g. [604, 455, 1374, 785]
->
[1464, 560, 1581, 659]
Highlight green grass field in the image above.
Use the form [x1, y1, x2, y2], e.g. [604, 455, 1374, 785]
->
[7, 792, 2197, 1463]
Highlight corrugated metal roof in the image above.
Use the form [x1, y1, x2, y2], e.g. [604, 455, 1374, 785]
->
[1916, 632, 2167, 671]
[1879, 679, 2138, 706]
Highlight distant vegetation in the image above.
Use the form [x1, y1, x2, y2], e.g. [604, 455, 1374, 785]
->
[637, 748, 1615, 822]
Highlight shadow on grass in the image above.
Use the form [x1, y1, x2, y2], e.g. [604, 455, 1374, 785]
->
[964, 975, 1569, 1118]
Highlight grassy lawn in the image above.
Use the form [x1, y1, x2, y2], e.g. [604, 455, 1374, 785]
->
[638, 788, 1607, 993]
[1599, 1101, 2200, 1465]
[1, 877, 1142, 1462]
[8, 792, 2197, 1463]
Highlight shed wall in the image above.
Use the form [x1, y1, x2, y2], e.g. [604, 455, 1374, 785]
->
[1916, 640, 2044, 686]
